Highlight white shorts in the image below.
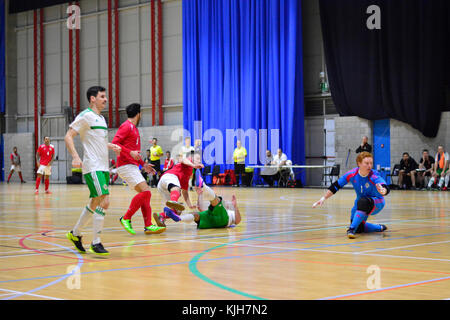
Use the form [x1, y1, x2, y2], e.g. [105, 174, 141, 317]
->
[10, 165, 21, 172]
[117, 164, 145, 189]
[157, 173, 181, 202]
[37, 165, 51, 176]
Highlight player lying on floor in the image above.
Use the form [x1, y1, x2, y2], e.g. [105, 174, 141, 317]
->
[154, 169, 241, 229]
[312, 152, 389, 239]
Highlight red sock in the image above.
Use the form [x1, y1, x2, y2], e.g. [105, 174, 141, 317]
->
[18, 172, 24, 182]
[7, 173, 12, 182]
[44, 178, 50, 191]
[124, 191, 146, 220]
[140, 191, 152, 227]
[170, 190, 181, 202]
[160, 211, 167, 219]
[35, 177, 41, 190]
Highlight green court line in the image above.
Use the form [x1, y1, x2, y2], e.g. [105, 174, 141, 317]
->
[188, 216, 450, 300]
[188, 224, 346, 300]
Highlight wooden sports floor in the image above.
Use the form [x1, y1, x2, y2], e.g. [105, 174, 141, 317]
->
[0, 182, 449, 300]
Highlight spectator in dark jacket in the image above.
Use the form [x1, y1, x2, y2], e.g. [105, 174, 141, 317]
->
[398, 152, 418, 189]
[356, 136, 372, 154]
[417, 149, 434, 189]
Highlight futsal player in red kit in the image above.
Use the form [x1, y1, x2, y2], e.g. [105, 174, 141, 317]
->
[153, 152, 204, 227]
[112, 103, 166, 235]
[35, 137, 55, 194]
[7, 147, 26, 183]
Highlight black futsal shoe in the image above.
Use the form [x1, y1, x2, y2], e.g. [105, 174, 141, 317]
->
[89, 242, 110, 256]
[66, 231, 86, 254]
[347, 228, 356, 239]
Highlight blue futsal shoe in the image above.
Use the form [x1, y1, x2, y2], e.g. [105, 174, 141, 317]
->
[164, 207, 181, 222]
[347, 227, 356, 239]
[194, 169, 204, 188]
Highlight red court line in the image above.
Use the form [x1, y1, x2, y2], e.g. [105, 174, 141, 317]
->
[5, 225, 448, 273]
[0, 241, 258, 272]
[18, 232, 97, 262]
[256, 256, 450, 276]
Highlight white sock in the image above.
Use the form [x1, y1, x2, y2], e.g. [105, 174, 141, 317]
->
[438, 177, 445, 188]
[202, 184, 216, 202]
[445, 175, 450, 187]
[73, 206, 93, 237]
[197, 193, 209, 211]
[92, 207, 105, 245]
[427, 177, 435, 188]
[180, 213, 195, 223]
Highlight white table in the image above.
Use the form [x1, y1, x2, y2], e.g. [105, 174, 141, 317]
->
[248, 165, 334, 170]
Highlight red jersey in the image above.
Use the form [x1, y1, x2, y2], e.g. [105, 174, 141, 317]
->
[11, 153, 21, 165]
[112, 120, 144, 167]
[162, 162, 194, 190]
[37, 144, 55, 166]
[163, 158, 174, 171]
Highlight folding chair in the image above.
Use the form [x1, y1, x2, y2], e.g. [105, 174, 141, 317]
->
[386, 164, 400, 186]
[323, 164, 340, 186]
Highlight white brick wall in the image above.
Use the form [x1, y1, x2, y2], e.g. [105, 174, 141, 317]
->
[333, 112, 450, 177]
[334, 116, 372, 175]
[107, 124, 184, 162]
[2, 124, 183, 182]
[390, 112, 450, 166]
[3, 133, 35, 182]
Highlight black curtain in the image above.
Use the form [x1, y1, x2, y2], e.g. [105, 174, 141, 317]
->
[9, 0, 71, 14]
[319, 0, 450, 137]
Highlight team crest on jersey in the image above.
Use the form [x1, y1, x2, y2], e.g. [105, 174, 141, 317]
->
[103, 184, 107, 190]
[365, 183, 370, 189]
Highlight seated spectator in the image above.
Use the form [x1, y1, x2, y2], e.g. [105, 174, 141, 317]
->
[261, 150, 277, 187]
[356, 136, 372, 153]
[285, 160, 295, 180]
[416, 149, 434, 189]
[272, 148, 291, 187]
[398, 152, 418, 189]
[427, 146, 449, 191]
[163, 151, 174, 172]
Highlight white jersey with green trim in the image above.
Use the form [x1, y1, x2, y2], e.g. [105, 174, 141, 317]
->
[69, 108, 109, 174]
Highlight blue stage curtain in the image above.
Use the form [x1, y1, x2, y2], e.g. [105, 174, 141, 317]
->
[182, 0, 305, 182]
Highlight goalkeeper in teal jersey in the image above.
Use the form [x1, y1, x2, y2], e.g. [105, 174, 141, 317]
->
[312, 152, 389, 239]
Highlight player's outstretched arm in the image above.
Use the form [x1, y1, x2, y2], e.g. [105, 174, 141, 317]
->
[312, 189, 334, 208]
[376, 183, 389, 196]
[107, 143, 122, 156]
[35, 149, 40, 168]
[181, 157, 204, 169]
